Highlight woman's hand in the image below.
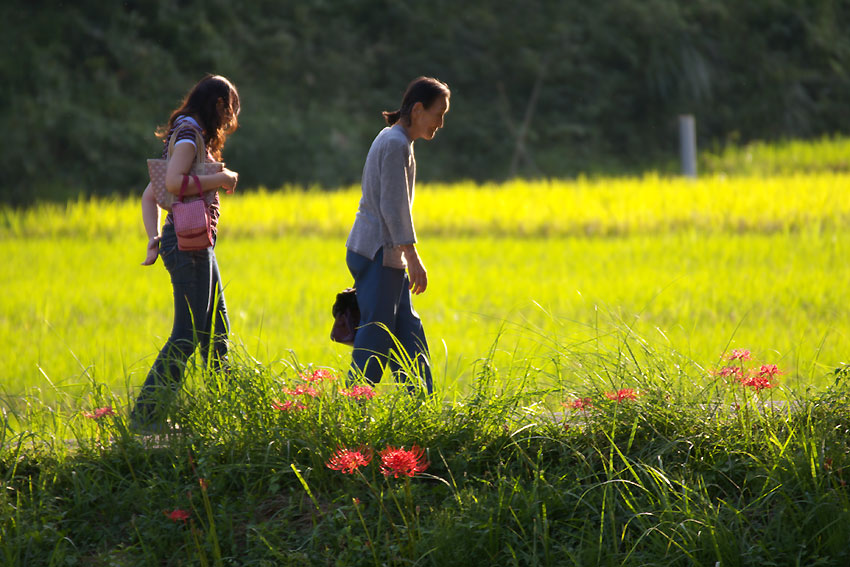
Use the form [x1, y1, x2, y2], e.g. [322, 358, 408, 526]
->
[164, 143, 239, 195]
[141, 236, 160, 266]
[219, 167, 239, 194]
[141, 184, 161, 266]
[400, 244, 427, 294]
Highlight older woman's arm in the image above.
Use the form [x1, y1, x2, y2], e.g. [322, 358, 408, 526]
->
[378, 140, 426, 292]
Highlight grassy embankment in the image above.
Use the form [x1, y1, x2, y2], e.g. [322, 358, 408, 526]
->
[2, 139, 850, 565]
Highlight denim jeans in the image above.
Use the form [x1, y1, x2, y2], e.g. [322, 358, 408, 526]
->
[347, 248, 433, 394]
[131, 223, 229, 424]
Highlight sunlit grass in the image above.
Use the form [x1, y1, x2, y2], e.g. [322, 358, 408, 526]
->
[2, 328, 848, 565]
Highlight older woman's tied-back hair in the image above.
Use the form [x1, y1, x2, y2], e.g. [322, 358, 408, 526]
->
[157, 74, 240, 161]
[383, 76, 450, 127]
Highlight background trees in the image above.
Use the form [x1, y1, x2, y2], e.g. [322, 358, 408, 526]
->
[3, 0, 849, 204]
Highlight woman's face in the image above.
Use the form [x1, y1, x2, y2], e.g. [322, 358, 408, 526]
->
[218, 93, 240, 133]
[410, 94, 449, 141]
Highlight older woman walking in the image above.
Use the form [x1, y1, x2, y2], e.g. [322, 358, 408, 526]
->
[345, 76, 451, 394]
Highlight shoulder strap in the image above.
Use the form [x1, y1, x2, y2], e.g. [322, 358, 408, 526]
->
[166, 123, 206, 165]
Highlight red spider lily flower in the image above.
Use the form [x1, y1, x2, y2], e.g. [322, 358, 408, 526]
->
[726, 349, 752, 361]
[284, 384, 319, 397]
[604, 389, 638, 403]
[379, 445, 429, 478]
[272, 400, 306, 411]
[562, 397, 593, 410]
[715, 366, 744, 379]
[739, 364, 781, 390]
[739, 374, 775, 390]
[165, 509, 191, 522]
[83, 406, 116, 419]
[341, 385, 377, 400]
[756, 364, 782, 377]
[326, 447, 373, 474]
[302, 369, 336, 383]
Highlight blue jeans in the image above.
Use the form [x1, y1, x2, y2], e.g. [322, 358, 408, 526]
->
[131, 223, 229, 424]
[347, 248, 433, 394]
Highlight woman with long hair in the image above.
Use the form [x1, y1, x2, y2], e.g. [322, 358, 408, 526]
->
[133, 74, 240, 430]
[345, 76, 450, 394]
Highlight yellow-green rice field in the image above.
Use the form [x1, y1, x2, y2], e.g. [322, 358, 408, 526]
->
[2, 173, 849, 406]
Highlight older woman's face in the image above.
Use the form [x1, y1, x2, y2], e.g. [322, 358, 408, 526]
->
[412, 94, 449, 141]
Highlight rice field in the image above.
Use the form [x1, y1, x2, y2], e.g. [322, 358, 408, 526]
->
[3, 172, 850, 240]
[2, 173, 849, 407]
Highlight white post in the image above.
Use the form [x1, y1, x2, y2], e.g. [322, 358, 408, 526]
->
[679, 114, 697, 178]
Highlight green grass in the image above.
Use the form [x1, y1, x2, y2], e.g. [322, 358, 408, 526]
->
[3, 168, 850, 565]
[2, 334, 849, 566]
[702, 135, 850, 176]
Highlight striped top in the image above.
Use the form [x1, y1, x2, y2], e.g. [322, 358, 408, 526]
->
[163, 115, 221, 233]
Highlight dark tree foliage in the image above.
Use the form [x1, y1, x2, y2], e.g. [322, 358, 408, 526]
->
[2, 0, 849, 204]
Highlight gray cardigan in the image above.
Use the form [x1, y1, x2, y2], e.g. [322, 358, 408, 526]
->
[345, 124, 417, 269]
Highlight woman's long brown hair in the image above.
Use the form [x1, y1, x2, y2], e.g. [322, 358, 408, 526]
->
[157, 74, 240, 160]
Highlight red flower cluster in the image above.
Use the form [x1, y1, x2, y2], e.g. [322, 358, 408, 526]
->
[341, 385, 376, 400]
[302, 369, 336, 383]
[561, 390, 639, 409]
[325, 444, 430, 478]
[272, 400, 306, 412]
[727, 349, 752, 361]
[739, 364, 781, 390]
[379, 445, 430, 478]
[165, 509, 191, 522]
[326, 447, 373, 474]
[284, 384, 319, 397]
[605, 388, 638, 403]
[84, 406, 116, 419]
[713, 349, 782, 391]
[563, 397, 593, 410]
[715, 366, 744, 379]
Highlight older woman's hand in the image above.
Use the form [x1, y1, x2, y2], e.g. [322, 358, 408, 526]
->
[400, 244, 427, 294]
